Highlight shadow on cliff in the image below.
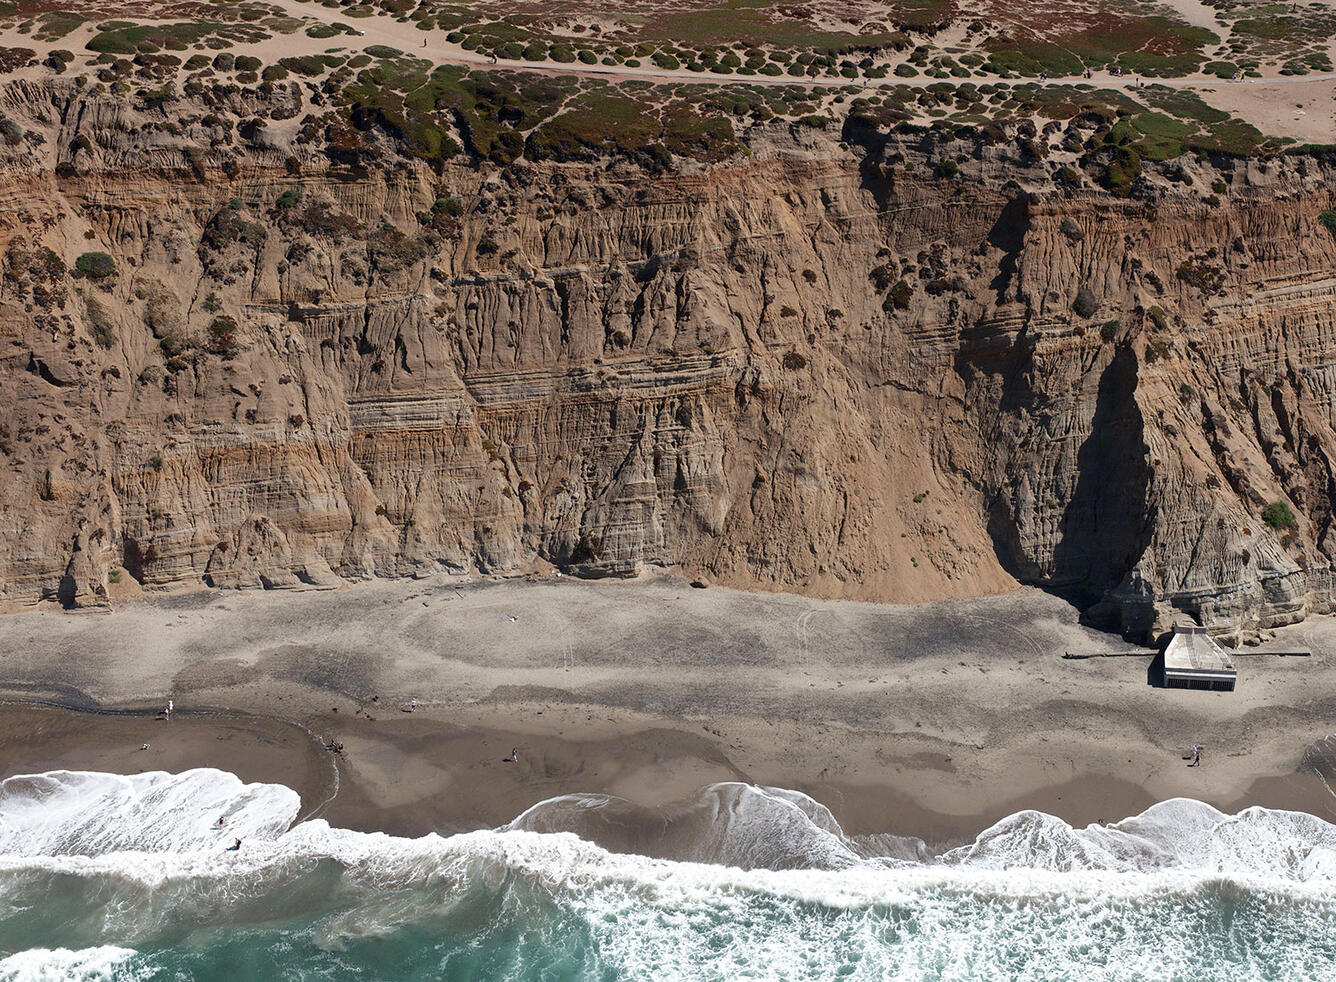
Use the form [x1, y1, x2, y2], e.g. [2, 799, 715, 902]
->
[1050, 345, 1153, 609]
[986, 194, 1029, 304]
[988, 345, 1153, 614]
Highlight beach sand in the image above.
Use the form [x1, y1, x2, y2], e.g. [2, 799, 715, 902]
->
[0, 571, 1333, 849]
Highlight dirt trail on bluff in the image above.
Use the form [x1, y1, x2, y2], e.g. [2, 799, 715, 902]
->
[0, 0, 1332, 142]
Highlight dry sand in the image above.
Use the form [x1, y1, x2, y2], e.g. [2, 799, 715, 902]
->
[0, 570, 1334, 848]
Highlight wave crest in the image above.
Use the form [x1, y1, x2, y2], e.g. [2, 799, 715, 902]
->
[3, 770, 1336, 978]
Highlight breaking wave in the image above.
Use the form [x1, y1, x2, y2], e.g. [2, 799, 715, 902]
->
[2, 769, 1336, 979]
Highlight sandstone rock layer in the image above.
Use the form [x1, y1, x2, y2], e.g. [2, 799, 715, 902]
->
[3, 78, 1336, 643]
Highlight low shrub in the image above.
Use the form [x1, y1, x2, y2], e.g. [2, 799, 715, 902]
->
[889, 280, 913, 310]
[1262, 500, 1298, 531]
[433, 196, 463, 217]
[74, 251, 116, 279]
[207, 315, 239, 355]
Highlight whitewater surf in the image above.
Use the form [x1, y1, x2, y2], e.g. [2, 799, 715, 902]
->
[1, 769, 1335, 980]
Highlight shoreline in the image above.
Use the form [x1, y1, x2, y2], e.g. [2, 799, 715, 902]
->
[1, 573, 1335, 851]
[1, 696, 1331, 852]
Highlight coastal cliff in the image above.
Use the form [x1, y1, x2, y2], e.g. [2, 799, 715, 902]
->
[2, 74, 1335, 643]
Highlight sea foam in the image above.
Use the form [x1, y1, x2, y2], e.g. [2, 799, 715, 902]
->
[0, 946, 139, 982]
[2, 770, 1336, 980]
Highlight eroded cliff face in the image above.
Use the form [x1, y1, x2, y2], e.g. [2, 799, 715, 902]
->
[2, 77, 1335, 643]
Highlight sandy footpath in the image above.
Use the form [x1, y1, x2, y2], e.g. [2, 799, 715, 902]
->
[0, 571, 1333, 847]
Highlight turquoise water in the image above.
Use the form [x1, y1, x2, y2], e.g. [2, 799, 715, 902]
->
[2, 771, 1336, 981]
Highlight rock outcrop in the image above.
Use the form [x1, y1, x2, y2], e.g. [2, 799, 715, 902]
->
[2, 76, 1335, 644]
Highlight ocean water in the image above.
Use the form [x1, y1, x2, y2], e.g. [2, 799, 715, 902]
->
[1, 770, 1335, 980]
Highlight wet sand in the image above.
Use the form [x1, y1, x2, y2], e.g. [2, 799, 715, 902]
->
[0, 682, 1332, 853]
[0, 572, 1335, 850]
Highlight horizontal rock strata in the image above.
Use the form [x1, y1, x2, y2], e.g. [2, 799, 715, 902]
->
[2, 77, 1335, 644]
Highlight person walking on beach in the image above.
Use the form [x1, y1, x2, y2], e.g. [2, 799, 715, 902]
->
[1189, 744, 1202, 767]
[504, 748, 518, 763]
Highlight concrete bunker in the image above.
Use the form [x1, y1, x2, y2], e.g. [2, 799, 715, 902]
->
[1162, 625, 1237, 691]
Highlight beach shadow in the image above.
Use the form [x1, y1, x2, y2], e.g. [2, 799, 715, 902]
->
[1146, 650, 1165, 688]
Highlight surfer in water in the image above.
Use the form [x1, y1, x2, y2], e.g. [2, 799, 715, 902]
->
[227, 838, 241, 852]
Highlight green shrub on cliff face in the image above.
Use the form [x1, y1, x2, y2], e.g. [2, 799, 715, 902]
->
[889, 280, 913, 310]
[1176, 258, 1223, 293]
[1098, 146, 1142, 195]
[1320, 210, 1336, 238]
[202, 208, 266, 251]
[1262, 501, 1298, 531]
[74, 251, 116, 279]
[207, 315, 239, 355]
[434, 197, 463, 217]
